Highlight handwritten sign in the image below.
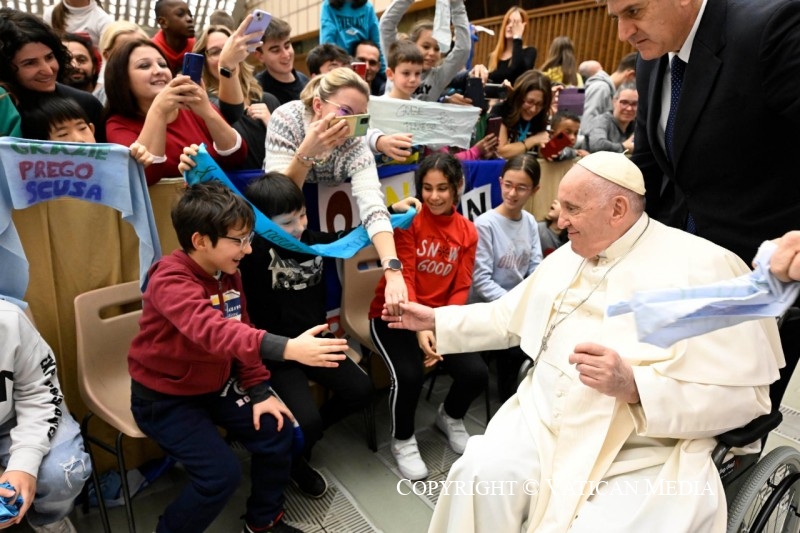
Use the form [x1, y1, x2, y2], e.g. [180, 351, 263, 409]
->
[368, 96, 481, 149]
[0, 137, 161, 304]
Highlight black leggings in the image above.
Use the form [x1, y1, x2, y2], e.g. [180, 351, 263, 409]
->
[268, 355, 373, 457]
[370, 318, 488, 440]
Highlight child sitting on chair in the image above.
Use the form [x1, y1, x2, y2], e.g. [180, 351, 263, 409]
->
[128, 181, 348, 533]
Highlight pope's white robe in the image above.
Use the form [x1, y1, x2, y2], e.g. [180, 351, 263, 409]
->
[428, 216, 784, 533]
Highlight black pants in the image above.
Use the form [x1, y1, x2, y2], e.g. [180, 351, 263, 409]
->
[268, 355, 373, 457]
[371, 318, 488, 440]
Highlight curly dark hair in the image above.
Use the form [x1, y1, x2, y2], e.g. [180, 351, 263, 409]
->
[0, 8, 71, 97]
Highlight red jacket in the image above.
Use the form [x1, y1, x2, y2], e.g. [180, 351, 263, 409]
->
[128, 250, 273, 395]
[369, 204, 478, 319]
[107, 108, 247, 186]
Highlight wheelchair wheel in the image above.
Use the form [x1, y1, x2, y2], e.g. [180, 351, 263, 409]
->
[727, 446, 800, 533]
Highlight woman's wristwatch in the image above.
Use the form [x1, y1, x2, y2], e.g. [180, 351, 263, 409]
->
[381, 257, 403, 271]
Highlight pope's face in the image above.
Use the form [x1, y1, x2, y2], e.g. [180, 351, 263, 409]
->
[606, 0, 699, 60]
[557, 168, 619, 258]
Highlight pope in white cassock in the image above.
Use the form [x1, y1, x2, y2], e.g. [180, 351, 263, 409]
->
[383, 152, 785, 532]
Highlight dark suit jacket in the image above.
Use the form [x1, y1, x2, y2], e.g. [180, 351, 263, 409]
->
[632, 0, 800, 262]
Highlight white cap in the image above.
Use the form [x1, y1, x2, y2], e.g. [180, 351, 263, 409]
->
[576, 152, 646, 195]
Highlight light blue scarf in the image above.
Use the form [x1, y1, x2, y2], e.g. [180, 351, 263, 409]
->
[184, 145, 415, 258]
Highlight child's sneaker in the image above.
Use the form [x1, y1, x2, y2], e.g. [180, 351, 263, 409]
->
[391, 435, 429, 480]
[435, 403, 470, 454]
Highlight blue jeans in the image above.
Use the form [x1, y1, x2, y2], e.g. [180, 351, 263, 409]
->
[0, 405, 91, 527]
[131, 378, 293, 533]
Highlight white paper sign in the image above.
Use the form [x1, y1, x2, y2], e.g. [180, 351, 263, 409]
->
[368, 96, 481, 149]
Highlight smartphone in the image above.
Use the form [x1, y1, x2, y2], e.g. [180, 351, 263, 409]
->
[464, 77, 486, 110]
[540, 131, 572, 159]
[484, 83, 508, 100]
[244, 9, 272, 51]
[351, 62, 367, 80]
[486, 116, 503, 139]
[329, 113, 370, 137]
[182, 52, 204, 84]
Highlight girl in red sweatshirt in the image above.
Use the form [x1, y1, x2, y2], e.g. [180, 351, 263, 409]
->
[369, 152, 488, 481]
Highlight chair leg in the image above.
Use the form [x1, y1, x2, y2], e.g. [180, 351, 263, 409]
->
[80, 413, 111, 533]
[115, 432, 137, 533]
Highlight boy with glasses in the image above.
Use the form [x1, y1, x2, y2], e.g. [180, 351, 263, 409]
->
[128, 181, 348, 533]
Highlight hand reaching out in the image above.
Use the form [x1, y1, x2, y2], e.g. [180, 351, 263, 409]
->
[283, 324, 348, 367]
[391, 196, 421, 213]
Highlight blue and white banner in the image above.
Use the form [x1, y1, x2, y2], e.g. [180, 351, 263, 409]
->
[0, 138, 161, 305]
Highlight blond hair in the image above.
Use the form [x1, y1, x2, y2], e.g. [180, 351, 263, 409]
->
[300, 66, 369, 110]
[98, 20, 149, 59]
[193, 25, 263, 105]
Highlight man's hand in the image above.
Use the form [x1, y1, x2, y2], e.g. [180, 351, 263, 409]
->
[283, 324, 348, 367]
[417, 330, 442, 367]
[0, 471, 35, 528]
[769, 231, 800, 282]
[252, 396, 293, 431]
[568, 342, 639, 404]
[382, 301, 435, 332]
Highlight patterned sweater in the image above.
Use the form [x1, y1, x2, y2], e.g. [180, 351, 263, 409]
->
[265, 100, 392, 238]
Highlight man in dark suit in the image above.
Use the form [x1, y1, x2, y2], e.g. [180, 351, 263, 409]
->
[605, 0, 800, 410]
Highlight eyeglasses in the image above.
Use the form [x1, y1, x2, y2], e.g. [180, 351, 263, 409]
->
[205, 48, 222, 58]
[617, 99, 638, 108]
[501, 180, 532, 193]
[220, 231, 255, 250]
[522, 98, 544, 108]
[322, 98, 355, 116]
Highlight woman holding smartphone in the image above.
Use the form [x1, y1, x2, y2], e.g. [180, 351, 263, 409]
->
[265, 66, 409, 315]
[494, 69, 553, 160]
[105, 38, 246, 185]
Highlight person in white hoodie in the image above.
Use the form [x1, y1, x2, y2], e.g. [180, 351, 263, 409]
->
[0, 300, 90, 533]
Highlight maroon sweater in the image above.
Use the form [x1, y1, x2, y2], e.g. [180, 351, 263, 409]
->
[128, 250, 286, 396]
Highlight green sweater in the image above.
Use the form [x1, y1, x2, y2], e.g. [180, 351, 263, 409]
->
[0, 88, 21, 137]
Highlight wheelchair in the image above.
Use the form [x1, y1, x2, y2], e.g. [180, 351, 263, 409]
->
[513, 310, 800, 533]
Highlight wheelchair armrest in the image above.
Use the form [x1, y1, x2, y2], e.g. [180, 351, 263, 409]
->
[716, 411, 783, 449]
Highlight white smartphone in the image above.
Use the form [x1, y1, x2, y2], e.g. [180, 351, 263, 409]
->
[244, 10, 272, 52]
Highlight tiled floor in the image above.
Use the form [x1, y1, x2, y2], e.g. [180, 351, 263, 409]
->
[8, 361, 800, 533]
[6, 373, 497, 533]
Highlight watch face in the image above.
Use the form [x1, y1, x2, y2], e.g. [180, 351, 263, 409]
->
[386, 258, 402, 271]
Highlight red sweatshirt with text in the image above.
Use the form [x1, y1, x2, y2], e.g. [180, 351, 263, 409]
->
[128, 250, 271, 395]
[369, 204, 478, 318]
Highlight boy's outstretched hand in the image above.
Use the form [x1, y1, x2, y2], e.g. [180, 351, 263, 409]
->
[283, 324, 348, 367]
[252, 395, 294, 431]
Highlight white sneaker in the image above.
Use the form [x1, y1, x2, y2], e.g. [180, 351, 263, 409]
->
[29, 517, 77, 533]
[436, 403, 470, 454]
[391, 435, 429, 480]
